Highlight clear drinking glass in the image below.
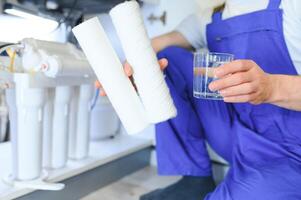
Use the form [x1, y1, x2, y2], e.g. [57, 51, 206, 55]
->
[193, 52, 234, 100]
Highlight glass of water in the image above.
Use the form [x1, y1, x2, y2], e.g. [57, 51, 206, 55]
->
[193, 52, 234, 100]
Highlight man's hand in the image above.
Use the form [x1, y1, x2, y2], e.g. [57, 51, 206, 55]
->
[209, 60, 273, 104]
[95, 58, 169, 96]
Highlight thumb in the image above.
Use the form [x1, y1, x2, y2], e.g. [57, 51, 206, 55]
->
[158, 58, 168, 70]
[124, 61, 134, 77]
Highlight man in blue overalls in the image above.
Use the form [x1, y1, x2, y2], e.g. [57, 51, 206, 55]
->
[100, 0, 301, 199]
[141, 0, 301, 199]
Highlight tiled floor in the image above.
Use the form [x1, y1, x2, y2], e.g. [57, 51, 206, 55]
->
[81, 167, 180, 200]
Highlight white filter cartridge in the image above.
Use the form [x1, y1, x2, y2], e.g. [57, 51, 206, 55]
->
[5, 89, 18, 180]
[68, 85, 93, 160]
[68, 86, 79, 160]
[42, 88, 55, 169]
[14, 87, 45, 180]
[72, 17, 149, 134]
[75, 84, 93, 159]
[51, 86, 72, 169]
[109, 1, 177, 123]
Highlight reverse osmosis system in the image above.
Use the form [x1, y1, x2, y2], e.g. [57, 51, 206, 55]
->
[0, 38, 120, 191]
[20, 38, 94, 78]
[0, 0, 178, 193]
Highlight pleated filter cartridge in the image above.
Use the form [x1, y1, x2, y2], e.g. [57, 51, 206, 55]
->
[72, 1, 177, 134]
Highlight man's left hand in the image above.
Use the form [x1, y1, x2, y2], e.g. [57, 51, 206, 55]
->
[209, 60, 273, 104]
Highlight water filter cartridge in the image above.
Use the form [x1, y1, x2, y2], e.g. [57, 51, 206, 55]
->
[5, 89, 18, 180]
[72, 17, 150, 134]
[0, 91, 8, 142]
[68, 85, 93, 160]
[110, 1, 177, 123]
[68, 86, 79, 160]
[75, 84, 93, 159]
[42, 88, 55, 169]
[51, 86, 72, 169]
[14, 87, 45, 180]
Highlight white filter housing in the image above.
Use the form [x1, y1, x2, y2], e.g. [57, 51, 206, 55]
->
[6, 87, 45, 180]
[21, 38, 94, 78]
[69, 85, 93, 160]
[5, 89, 18, 179]
[51, 86, 72, 169]
[0, 90, 8, 142]
[75, 85, 93, 159]
[68, 86, 79, 160]
[42, 88, 55, 169]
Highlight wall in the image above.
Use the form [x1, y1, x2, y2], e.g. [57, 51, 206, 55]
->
[195, 0, 225, 11]
[141, 0, 225, 38]
[142, 0, 199, 37]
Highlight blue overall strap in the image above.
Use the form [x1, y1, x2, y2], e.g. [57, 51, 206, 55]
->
[267, 0, 282, 9]
[212, 12, 222, 22]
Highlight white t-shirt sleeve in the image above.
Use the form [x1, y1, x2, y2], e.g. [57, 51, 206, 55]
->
[175, 14, 204, 49]
[282, 0, 301, 74]
[292, 0, 301, 21]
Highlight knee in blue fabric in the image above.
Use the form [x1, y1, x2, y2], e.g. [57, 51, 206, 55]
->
[155, 46, 212, 176]
[157, 46, 192, 60]
[205, 157, 301, 200]
[158, 46, 204, 140]
[158, 46, 194, 99]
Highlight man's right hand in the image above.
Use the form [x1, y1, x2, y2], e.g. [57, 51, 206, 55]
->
[95, 58, 169, 96]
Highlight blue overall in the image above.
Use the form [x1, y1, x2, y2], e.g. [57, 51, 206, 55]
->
[155, 0, 301, 199]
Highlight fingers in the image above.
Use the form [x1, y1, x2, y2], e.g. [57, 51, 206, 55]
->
[208, 59, 268, 104]
[124, 58, 168, 76]
[100, 90, 106, 96]
[223, 93, 257, 103]
[124, 62, 133, 76]
[101, 58, 168, 96]
[95, 81, 101, 88]
[220, 83, 255, 97]
[209, 72, 252, 91]
[214, 60, 253, 78]
[158, 58, 168, 70]
[95, 81, 107, 96]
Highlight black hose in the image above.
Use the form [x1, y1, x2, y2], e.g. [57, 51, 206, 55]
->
[0, 44, 11, 56]
[0, 43, 15, 49]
